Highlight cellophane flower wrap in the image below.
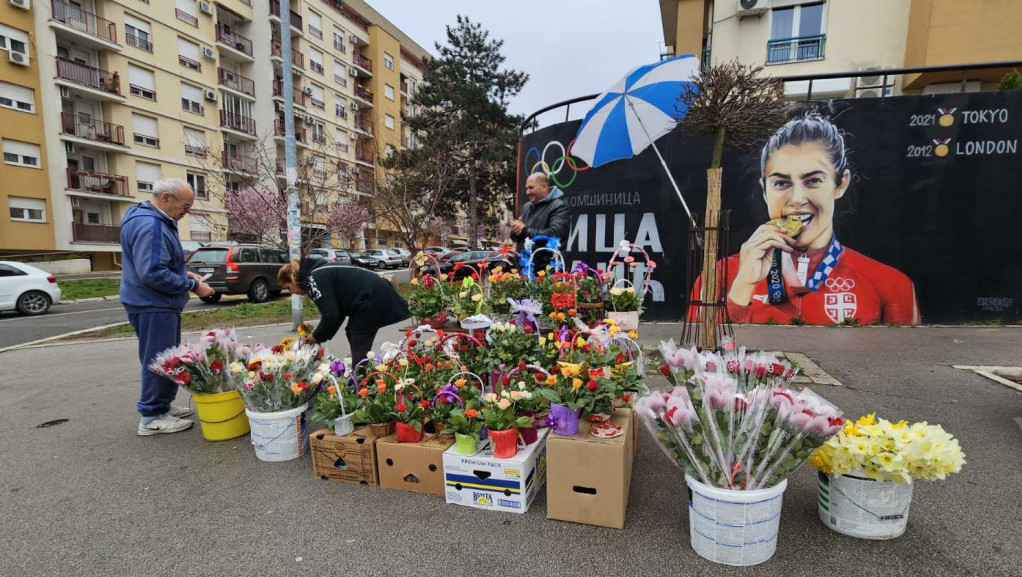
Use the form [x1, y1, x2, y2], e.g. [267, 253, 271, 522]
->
[636, 338, 844, 490]
[149, 328, 248, 394]
[236, 337, 328, 412]
[810, 413, 966, 483]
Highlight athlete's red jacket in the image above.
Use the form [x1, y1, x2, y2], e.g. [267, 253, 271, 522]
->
[689, 247, 920, 325]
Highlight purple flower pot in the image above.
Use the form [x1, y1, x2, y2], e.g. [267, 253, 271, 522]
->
[549, 403, 582, 436]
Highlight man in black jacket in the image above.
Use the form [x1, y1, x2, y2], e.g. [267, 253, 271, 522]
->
[511, 172, 570, 271]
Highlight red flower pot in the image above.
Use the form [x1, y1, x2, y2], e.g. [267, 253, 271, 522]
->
[519, 425, 538, 445]
[489, 427, 519, 459]
[396, 422, 423, 443]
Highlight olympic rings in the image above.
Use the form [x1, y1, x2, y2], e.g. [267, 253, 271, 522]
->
[825, 277, 855, 292]
[522, 139, 591, 189]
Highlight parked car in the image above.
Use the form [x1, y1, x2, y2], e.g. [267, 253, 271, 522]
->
[421, 251, 514, 279]
[350, 251, 382, 269]
[363, 249, 404, 270]
[186, 243, 288, 304]
[309, 248, 353, 265]
[0, 261, 62, 316]
[390, 248, 412, 266]
[424, 246, 455, 259]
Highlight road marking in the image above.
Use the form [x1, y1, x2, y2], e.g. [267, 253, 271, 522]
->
[953, 366, 1022, 394]
[0, 306, 124, 323]
[784, 352, 843, 387]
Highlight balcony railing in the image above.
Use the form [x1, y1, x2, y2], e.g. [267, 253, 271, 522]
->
[61, 112, 125, 145]
[334, 73, 347, 87]
[354, 85, 373, 102]
[355, 118, 373, 135]
[269, 0, 303, 31]
[216, 25, 253, 57]
[355, 147, 373, 164]
[312, 133, 326, 145]
[336, 142, 349, 153]
[271, 39, 304, 69]
[185, 144, 206, 157]
[73, 222, 120, 244]
[766, 35, 826, 65]
[52, 1, 118, 45]
[219, 68, 255, 97]
[222, 152, 257, 173]
[175, 8, 198, 28]
[55, 57, 121, 95]
[272, 79, 306, 106]
[400, 79, 409, 94]
[310, 97, 325, 109]
[335, 106, 348, 119]
[310, 61, 324, 74]
[352, 52, 372, 73]
[126, 32, 152, 52]
[182, 98, 204, 115]
[309, 25, 322, 39]
[66, 168, 130, 197]
[274, 119, 307, 142]
[355, 177, 373, 194]
[179, 55, 202, 72]
[220, 111, 256, 135]
[333, 37, 347, 53]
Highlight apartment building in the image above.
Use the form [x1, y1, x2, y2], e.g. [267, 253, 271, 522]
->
[2, 0, 429, 267]
[660, 0, 1022, 99]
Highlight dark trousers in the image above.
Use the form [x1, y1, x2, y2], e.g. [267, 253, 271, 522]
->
[128, 311, 182, 417]
[346, 327, 379, 364]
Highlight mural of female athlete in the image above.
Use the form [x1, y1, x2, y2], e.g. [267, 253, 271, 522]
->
[693, 113, 919, 325]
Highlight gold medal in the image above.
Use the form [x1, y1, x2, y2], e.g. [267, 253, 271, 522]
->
[766, 217, 803, 238]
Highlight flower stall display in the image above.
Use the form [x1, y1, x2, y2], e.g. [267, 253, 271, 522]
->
[602, 240, 656, 331]
[430, 372, 482, 440]
[150, 328, 251, 441]
[486, 265, 531, 317]
[451, 276, 488, 322]
[311, 359, 362, 436]
[479, 390, 534, 459]
[810, 413, 966, 539]
[407, 274, 449, 329]
[351, 370, 401, 437]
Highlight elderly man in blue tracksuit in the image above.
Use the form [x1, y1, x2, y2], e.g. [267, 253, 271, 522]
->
[120, 178, 215, 436]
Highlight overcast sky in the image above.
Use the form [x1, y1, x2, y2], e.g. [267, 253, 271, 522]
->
[366, 0, 666, 127]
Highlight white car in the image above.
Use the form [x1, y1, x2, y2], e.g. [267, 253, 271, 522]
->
[0, 261, 63, 315]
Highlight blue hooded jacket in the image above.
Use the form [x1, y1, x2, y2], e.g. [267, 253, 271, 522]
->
[119, 201, 199, 312]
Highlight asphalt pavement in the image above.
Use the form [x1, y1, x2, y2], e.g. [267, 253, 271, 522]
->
[1, 323, 1020, 577]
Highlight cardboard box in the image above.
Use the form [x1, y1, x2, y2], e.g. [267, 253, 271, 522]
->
[618, 407, 639, 454]
[310, 427, 379, 485]
[443, 429, 548, 514]
[376, 434, 454, 495]
[546, 410, 635, 529]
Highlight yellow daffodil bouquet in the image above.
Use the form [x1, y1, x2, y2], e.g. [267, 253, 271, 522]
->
[810, 414, 966, 483]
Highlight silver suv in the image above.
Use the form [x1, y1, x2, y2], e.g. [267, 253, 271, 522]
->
[363, 249, 403, 269]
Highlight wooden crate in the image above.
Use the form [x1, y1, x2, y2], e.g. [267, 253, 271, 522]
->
[310, 427, 379, 485]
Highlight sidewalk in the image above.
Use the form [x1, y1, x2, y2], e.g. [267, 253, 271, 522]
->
[1, 324, 1019, 577]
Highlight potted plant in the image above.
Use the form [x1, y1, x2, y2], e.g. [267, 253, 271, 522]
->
[534, 360, 596, 436]
[480, 391, 533, 459]
[451, 276, 488, 322]
[448, 406, 486, 455]
[574, 266, 606, 325]
[351, 370, 400, 437]
[486, 265, 530, 316]
[407, 274, 449, 329]
[393, 380, 429, 443]
[311, 360, 361, 436]
[604, 281, 642, 331]
[810, 413, 966, 539]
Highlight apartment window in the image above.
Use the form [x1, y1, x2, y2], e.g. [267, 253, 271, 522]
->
[2, 139, 40, 168]
[332, 28, 347, 53]
[184, 127, 206, 157]
[384, 84, 394, 101]
[309, 84, 325, 109]
[333, 61, 348, 87]
[0, 81, 35, 113]
[384, 114, 395, 130]
[0, 23, 30, 58]
[8, 196, 46, 223]
[132, 114, 160, 147]
[335, 99, 347, 118]
[187, 172, 207, 200]
[308, 11, 322, 39]
[309, 47, 324, 75]
[125, 15, 153, 52]
[136, 161, 161, 193]
[312, 122, 325, 143]
[334, 129, 350, 153]
[181, 82, 204, 115]
[767, 2, 826, 64]
[384, 53, 394, 71]
[175, 0, 198, 27]
[189, 216, 211, 241]
[128, 65, 157, 101]
[178, 37, 202, 72]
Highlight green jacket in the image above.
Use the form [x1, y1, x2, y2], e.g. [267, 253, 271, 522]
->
[298, 258, 411, 342]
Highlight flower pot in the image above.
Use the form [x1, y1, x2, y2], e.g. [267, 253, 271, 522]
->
[519, 425, 539, 445]
[192, 390, 249, 441]
[369, 419, 396, 438]
[246, 403, 309, 462]
[455, 432, 480, 455]
[489, 427, 519, 459]
[534, 411, 550, 429]
[478, 425, 488, 441]
[396, 422, 423, 443]
[416, 311, 448, 330]
[333, 413, 355, 437]
[606, 310, 639, 331]
[686, 474, 788, 566]
[818, 471, 913, 539]
[549, 403, 582, 436]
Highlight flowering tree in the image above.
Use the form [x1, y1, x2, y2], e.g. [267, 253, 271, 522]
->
[326, 202, 374, 248]
[223, 185, 287, 245]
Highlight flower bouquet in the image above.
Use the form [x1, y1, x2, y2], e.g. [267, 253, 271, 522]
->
[448, 406, 485, 455]
[351, 370, 400, 437]
[604, 281, 642, 331]
[487, 266, 530, 316]
[407, 274, 449, 329]
[311, 359, 362, 435]
[810, 414, 965, 539]
[451, 276, 488, 322]
[480, 390, 534, 459]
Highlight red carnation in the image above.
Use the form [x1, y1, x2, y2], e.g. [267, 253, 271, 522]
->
[770, 363, 785, 376]
[177, 372, 191, 385]
[501, 376, 510, 386]
[420, 400, 431, 409]
[754, 365, 767, 379]
[210, 361, 224, 371]
[408, 339, 417, 347]
[659, 365, 670, 376]
[621, 394, 631, 403]
[395, 403, 407, 412]
[587, 380, 598, 392]
[534, 373, 544, 382]
[615, 354, 625, 364]
[283, 373, 292, 380]
[524, 324, 534, 334]
[518, 360, 527, 371]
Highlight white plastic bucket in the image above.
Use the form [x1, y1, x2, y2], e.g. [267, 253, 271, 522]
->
[685, 475, 787, 566]
[246, 404, 309, 462]
[818, 471, 913, 539]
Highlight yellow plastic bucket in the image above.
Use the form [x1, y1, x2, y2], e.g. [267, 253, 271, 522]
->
[193, 390, 250, 441]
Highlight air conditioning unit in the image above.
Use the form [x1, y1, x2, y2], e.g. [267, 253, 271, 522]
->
[7, 51, 29, 66]
[306, 115, 317, 124]
[737, 0, 770, 17]
[64, 142, 75, 154]
[856, 65, 895, 89]
[348, 67, 358, 77]
[60, 86, 70, 99]
[198, 1, 213, 15]
[855, 87, 891, 99]
[202, 46, 216, 60]
[348, 132, 357, 141]
[349, 34, 358, 44]
[71, 197, 80, 208]
[350, 102, 359, 111]
[303, 86, 314, 95]
[8, 0, 30, 10]
[204, 89, 218, 101]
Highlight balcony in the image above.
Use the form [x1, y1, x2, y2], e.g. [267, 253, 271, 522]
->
[179, 55, 202, 72]
[61, 112, 126, 147]
[269, 0, 303, 32]
[51, 1, 121, 51]
[215, 25, 254, 60]
[274, 119, 307, 143]
[219, 68, 256, 97]
[66, 168, 131, 197]
[355, 146, 373, 165]
[126, 32, 152, 52]
[352, 52, 373, 75]
[220, 110, 257, 137]
[400, 79, 409, 95]
[73, 222, 121, 244]
[310, 61, 324, 75]
[353, 85, 373, 105]
[55, 57, 123, 99]
[312, 133, 326, 145]
[272, 78, 306, 107]
[176, 9, 198, 28]
[222, 152, 257, 174]
[355, 176, 373, 194]
[335, 106, 348, 119]
[354, 118, 373, 136]
[271, 39, 305, 71]
[766, 35, 826, 65]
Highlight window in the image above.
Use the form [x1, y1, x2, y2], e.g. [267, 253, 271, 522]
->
[2, 139, 40, 168]
[384, 114, 395, 130]
[8, 196, 45, 222]
[308, 11, 322, 38]
[181, 82, 204, 115]
[335, 128, 350, 152]
[384, 84, 394, 101]
[309, 47, 324, 74]
[312, 123, 325, 143]
[0, 23, 29, 58]
[384, 53, 394, 70]
[309, 84, 325, 109]
[767, 2, 826, 64]
[0, 81, 34, 113]
[128, 65, 156, 100]
[136, 161, 161, 193]
[333, 61, 348, 86]
[184, 127, 205, 157]
[187, 172, 207, 200]
[125, 15, 153, 52]
[175, 0, 198, 27]
[87, 212, 101, 224]
[132, 114, 159, 147]
[178, 37, 202, 71]
[332, 28, 347, 53]
[335, 99, 347, 118]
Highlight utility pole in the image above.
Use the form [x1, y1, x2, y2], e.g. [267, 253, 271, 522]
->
[279, 2, 302, 328]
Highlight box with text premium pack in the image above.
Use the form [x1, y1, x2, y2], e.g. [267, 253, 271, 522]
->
[442, 429, 548, 514]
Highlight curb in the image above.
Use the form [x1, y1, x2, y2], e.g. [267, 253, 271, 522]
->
[57, 295, 119, 305]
